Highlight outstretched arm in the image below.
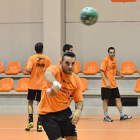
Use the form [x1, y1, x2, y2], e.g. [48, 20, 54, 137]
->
[44, 70, 57, 84]
[44, 70, 61, 98]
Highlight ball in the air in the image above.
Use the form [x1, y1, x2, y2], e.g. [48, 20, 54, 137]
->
[80, 7, 98, 26]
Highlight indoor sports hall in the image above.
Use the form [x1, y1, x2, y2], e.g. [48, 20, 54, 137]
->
[0, 0, 140, 140]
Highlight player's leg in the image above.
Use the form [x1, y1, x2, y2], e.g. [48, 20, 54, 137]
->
[113, 88, 132, 120]
[102, 99, 108, 115]
[25, 89, 36, 131]
[28, 100, 34, 117]
[101, 88, 113, 122]
[65, 136, 77, 140]
[39, 113, 62, 140]
[55, 137, 62, 140]
[60, 108, 77, 139]
[36, 90, 43, 132]
[115, 98, 123, 111]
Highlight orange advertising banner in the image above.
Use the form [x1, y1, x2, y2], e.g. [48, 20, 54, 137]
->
[111, 0, 137, 2]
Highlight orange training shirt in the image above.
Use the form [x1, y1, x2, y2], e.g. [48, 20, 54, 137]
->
[27, 54, 52, 90]
[100, 56, 117, 88]
[38, 65, 83, 115]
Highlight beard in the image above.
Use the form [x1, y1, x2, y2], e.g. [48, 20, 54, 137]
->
[62, 65, 73, 75]
[109, 55, 115, 59]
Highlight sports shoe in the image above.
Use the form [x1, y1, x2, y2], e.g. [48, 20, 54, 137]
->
[103, 116, 113, 122]
[37, 125, 43, 132]
[25, 122, 34, 131]
[120, 114, 132, 121]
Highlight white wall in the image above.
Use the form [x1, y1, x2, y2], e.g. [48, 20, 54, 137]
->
[0, 0, 140, 72]
[66, 0, 140, 71]
[43, 0, 65, 65]
[0, 0, 43, 70]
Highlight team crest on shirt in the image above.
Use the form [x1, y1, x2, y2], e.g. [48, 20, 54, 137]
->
[36, 57, 45, 67]
[37, 57, 45, 62]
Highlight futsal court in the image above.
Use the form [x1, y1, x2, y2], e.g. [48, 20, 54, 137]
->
[0, 114, 140, 140]
[0, 0, 140, 140]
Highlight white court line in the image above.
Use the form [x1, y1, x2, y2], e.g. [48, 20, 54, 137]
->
[77, 129, 140, 132]
[0, 128, 140, 132]
[0, 128, 24, 130]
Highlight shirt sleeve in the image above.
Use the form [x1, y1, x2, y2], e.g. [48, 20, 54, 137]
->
[100, 58, 107, 72]
[72, 77, 83, 102]
[47, 65, 59, 77]
[47, 57, 52, 67]
[26, 57, 33, 69]
[44, 57, 52, 72]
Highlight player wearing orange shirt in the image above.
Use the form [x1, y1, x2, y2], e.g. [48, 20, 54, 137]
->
[25, 42, 52, 132]
[100, 47, 132, 122]
[58, 44, 73, 66]
[38, 52, 83, 140]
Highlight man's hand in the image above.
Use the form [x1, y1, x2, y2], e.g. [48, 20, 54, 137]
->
[106, 83, 111, 89]
[46, 88, 58, 98]
[120, 74, 125, 79]
[116, 71, 125, 79]
[46, 81, 61, 98]
[69, 109, 82, 125]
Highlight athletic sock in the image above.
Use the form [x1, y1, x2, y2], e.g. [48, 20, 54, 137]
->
[119, 110, 124, 117]
[104, 112, 108, 117]
[29, 114, 33, 123]
[37, 116, 41, 125]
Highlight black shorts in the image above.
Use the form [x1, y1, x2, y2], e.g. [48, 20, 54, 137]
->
[27, 89, 41, 101]
[101, 87, 121, 100]
[39, 107, 77, 140]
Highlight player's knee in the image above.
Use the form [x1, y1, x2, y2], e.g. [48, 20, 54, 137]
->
[115, 98, 121, 102]
[65, 136, 77, 140]
[103, 99, 109, 103]
[28, 100, 33, 105]
[55, 137, 62, 140]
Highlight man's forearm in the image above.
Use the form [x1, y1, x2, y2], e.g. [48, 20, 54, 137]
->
[75, 101, 83, 111]
[100, 70, 108, 84]
[45, 70, 61, 94]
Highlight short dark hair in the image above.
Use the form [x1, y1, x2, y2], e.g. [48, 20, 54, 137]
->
[35, 42, 43, 53]
[108, 47, 115, 53]
[63, 44, 73, 52]
[62, 52, 76, 62]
